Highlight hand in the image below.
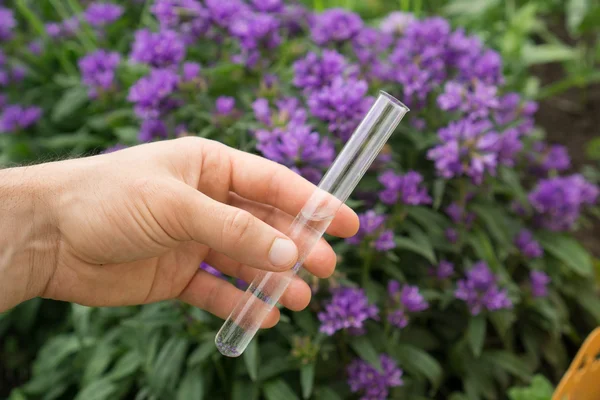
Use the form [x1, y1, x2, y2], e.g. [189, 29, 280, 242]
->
[0, 137, 358, 327]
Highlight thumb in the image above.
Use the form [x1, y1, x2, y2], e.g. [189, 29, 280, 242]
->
[165, 182, 299, 272]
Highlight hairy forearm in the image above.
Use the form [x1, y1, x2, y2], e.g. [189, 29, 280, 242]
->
[0, 165, 59, 312]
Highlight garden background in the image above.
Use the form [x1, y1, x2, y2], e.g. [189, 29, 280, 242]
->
[0, 0, 599, 399]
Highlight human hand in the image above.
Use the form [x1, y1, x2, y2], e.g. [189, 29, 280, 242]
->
[0, 137, 359, 327]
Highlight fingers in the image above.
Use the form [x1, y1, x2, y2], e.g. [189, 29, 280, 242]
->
[169, 183, 298, 272]
[227, 193, 337, 278]
[178, 270, 280, 328]
[205, 141, 359, 239]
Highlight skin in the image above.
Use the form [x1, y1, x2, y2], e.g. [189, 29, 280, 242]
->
[0, 137, 359, 328]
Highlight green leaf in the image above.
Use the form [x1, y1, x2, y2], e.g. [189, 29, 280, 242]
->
[522, 44, 578, 66]
[74, 378, 117, 400]
[300, 362, 316, 399]
[566, 0, 589, 35]
[490, 311, 516, 343]
[293, 310, 318, 335]
[232, 380, 259, 400]
[471, 204, 513, 247]
[482, 351, 532, 379]
[51, 86, 89, 123]
[407, 207, 448, 236]
[187, 341, 217, 366]
[243, 338, 259, 381]
[83, 342, 115, 385]
[349, 336, 382, 371]
[443, 0, 499, 16]
[263, 379, 299, 400]
[392, 344, 443, 391]
[433, 179, 446, 210]
[107, 351, 141, 380]
[34, 335, 81, 374]
[12, 298, 41, 332]
[395, 236, 436, 264]
[176, 367, 204, 400]
[499, 168, 529, 211]
[314, 387, 343, 400]
[114, 127, 140, 143]
[467, 316, 486, 358]
[537, 232, 593, 276]
[149, 337, 189, 394]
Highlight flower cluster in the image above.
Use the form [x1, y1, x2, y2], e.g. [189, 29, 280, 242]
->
[78, 50, 121, 98]
[528, 175, 599, 231]
[378, 170, 431, 206]
[387, 281, 428, 329]
[0, 105, 42, 134]
[455, 261, 512, 315]
[310, 8, 363, 46]
[293, 50, 351, 93]
[346, 210, 395, 251]
[347, 354, 403, 400]
[530, 270, 551, 298]
[514, 229, 543, 259]
[84, 2, 124, 27]
[318, 287, 379, 336]
[0, 6, 16, 41]
[430, 260, 455, 280]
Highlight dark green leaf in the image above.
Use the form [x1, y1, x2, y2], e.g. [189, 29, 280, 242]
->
[490, 311, 516, 343]
[566, 0, 589, 35]
[433, 179, 446, 210]
[74, 378, 117, 400]
[52, 86, 89, 123]
[407, 206, 449, 236]
[381, 263, 406, 282]
[467, 316, 486, 358]
[300, 362, 315, 399]
[314, 387, 343, 400]
[12, 298, 41, 332]
[471, 204, 513, 247]
[34, 335, 81, 374]
[83, 342, 115, 385]
[258, 356, 295, 381]
[243, 338, 259, 381]
[395, 236, 436, 264]
[293, 310, 318, 335]
[349, 336, 382, 371]
[263, 379, 299, 400]
[392, 344, 443, 391]
[107, 351, 141, 380]
[232, 380, 260, 400]
[187, 341, 217, 367]
[176, 367, 204, 400]
[537, 232, 593, 276]
[114, 127, 139, 143]
[482, 351, 532, 378]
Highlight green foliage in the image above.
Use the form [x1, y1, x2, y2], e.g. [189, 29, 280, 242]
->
[508, 374, 554, 400]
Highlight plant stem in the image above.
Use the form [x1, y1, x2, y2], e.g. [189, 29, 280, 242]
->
[361, 246, 374, 288]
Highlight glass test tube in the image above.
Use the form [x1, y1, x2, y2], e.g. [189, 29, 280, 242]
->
[215, 91, 409, 357]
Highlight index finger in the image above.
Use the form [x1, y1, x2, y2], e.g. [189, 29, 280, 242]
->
[209, 141, 359, 238]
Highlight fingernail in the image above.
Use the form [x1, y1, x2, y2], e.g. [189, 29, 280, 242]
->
[269, 238, 297, 268]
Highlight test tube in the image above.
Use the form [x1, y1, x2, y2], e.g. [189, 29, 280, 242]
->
[215, 91, 409, 357]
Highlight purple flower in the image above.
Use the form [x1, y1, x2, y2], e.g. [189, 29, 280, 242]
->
[310, 8, 363, 45]
[11, 66, 26, 82]
[445, 202, 475, 227]
[455, 261, 512, 315]
[346, 210, 387, 246]
[127, 68, 180, 119]
[279, 4, 312, 36]
[252, 97, 307, 128]
[250, 0, 283, 12]
[0, 94, 6, 110]
[293, 50, 351, 93]
[130, 29, 186, 68]
[378, 170, 431, 205]
[45, 23, 62, 38]
[0, 6, 16, 41]
[229, 11, 281, 51]
[139, 119, 168, 142]
[255, 121, 335, 184]
[308, 77, 373, 141]
[374, 230, 395, 251]
[78, 50, 121, 98]
[347, 354, 403, 400]
[528, 142, 571, 176]
[351, 27, 393, 66]
[84, 2, 124, 27]
[215, 96, 235, 115]
[530, 270, 550, 298]
[379, 11, 415, 35]
[28, 40, 43, 55]
[494, 92, 536, 135]
[495, 128, 523, 167]
[445, 228, 459, 244]
[427, 118, 499, 184]
[205, 0, 248, 27]
[318, 287, 378, 336]
[430, 260, 455, 280]
[437, 80, 499, 119]
[528, 175, 599, 231]
[514, 229, 543, 259]
[0, 105, 42, 133]
[181, 61, 201, 82]
[387, 281, 428, 329]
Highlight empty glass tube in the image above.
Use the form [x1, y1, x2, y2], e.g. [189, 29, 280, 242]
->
[215, 91, 409, 357]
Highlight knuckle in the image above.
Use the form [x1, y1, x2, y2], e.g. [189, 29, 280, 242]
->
[223, 209, 254, 247]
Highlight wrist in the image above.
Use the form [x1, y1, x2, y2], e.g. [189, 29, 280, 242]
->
[0, 165, 61, 311]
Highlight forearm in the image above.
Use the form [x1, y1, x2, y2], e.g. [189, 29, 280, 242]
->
[0, 165, 59, 312]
